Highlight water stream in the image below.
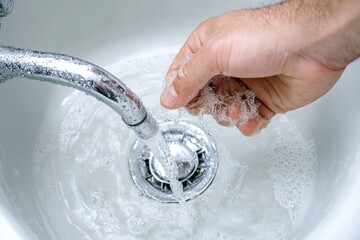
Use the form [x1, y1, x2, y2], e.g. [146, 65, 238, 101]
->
[143, 130, 184, 201]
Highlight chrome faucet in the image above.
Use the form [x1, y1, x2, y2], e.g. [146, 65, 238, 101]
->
[0, 0, 158, 139]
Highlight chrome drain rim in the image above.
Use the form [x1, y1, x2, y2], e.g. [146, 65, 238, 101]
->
[129, 122, 218, 203]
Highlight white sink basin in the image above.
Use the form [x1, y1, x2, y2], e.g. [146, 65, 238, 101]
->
[1, 0, 360, 239]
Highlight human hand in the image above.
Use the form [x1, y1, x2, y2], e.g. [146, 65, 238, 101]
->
[160, 0, 360, 136]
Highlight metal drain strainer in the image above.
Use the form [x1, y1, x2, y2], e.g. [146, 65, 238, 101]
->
[129, 121, 218, 202]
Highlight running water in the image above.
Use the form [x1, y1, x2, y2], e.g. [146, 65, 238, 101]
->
[143, 130, 184, 201]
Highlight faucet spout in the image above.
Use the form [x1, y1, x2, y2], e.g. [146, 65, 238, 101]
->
[0, 46, 158, 139]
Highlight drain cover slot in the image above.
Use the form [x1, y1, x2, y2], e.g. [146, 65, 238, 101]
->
[129, 122, 218, 202]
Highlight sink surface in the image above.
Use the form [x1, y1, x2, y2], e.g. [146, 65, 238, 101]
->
[1, 0, 360, 239]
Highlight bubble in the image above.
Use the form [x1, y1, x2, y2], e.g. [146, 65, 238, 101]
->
[189, 75, 259, 128]
[267, 116, 317, 227]
[94, 203, 121, 234]
[88, 189, 104, 209]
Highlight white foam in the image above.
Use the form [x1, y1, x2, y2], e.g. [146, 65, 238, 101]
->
[268, 116, 317, 227]
[190, 75, 259, 127]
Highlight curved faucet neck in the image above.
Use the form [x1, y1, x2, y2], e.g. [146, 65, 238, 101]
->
[0, 46, 158, 139]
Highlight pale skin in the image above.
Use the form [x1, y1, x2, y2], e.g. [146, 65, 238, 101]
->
[160, 0, 360, 136]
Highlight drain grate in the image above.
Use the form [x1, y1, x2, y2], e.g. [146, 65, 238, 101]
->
[129, 122, 218, 203]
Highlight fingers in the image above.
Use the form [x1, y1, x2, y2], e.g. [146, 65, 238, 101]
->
[184, 79, 276, 136]
[160, 21, 220, 109]
[161, 47, 219, 109]
[237, 117, 269, 136]
[188, 96, 271, 136]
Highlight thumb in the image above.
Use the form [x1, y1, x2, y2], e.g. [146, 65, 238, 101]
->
[160, 46, 219, 109]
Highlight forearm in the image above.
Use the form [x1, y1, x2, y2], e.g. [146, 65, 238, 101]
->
[271, 0, 360, 69]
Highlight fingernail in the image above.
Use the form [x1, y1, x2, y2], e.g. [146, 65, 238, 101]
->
[161, 84, 178, 107]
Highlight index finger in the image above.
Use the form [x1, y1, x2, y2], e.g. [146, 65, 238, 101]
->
[166, 20, 209, 80]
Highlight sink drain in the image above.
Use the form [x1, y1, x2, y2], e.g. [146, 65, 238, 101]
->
[129, 122, 218, 202]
